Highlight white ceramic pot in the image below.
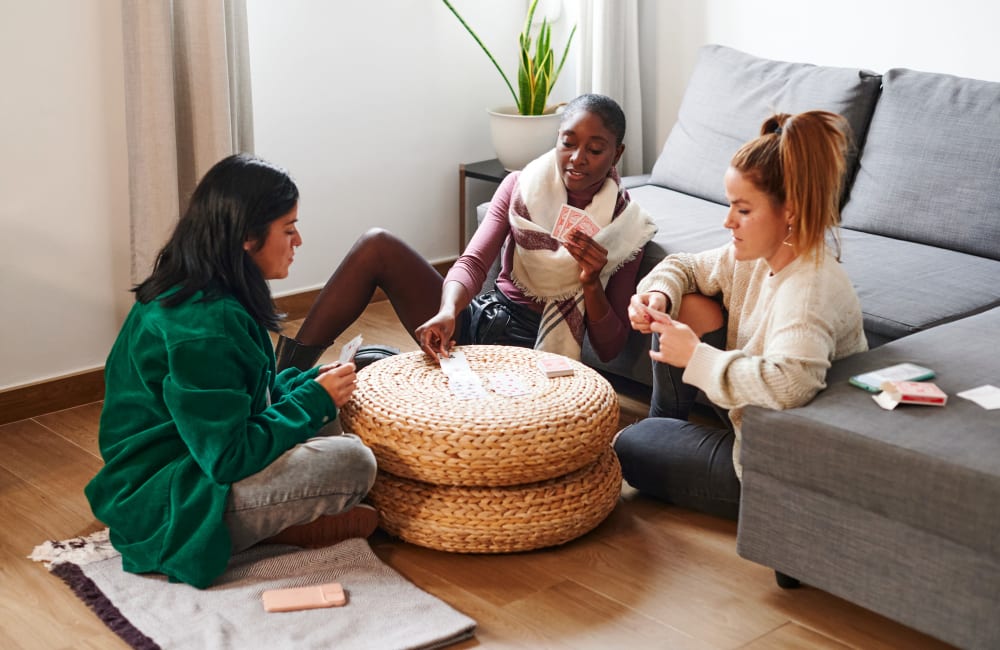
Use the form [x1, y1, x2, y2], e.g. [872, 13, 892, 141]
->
[487, 106, 564, 171]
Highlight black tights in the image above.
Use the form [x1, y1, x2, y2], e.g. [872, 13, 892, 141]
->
[293, 228, 446, 348]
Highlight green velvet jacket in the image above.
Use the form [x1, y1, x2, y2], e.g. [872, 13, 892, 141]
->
[85, 289, 336, 588]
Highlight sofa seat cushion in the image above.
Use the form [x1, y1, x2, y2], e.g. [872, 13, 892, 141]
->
[839, 228, 1000, 346]
[650, 44, 881, 206]
[740, 306, 1000, 560]
[841, 68, 1000, 260]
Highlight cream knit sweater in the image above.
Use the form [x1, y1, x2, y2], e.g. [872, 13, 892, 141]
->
[636, 243, 868, 477]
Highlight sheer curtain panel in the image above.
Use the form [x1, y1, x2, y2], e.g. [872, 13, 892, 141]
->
[575, 0, 643, 176]
[121, 0, 254, 282]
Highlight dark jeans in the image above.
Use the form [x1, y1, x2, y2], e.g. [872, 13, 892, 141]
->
[614, 326, 741, 520]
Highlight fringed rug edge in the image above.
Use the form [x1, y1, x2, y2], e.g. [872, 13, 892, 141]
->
[49, 561, 161, 650]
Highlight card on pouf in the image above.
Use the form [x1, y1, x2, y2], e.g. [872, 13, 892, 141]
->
[537, 355, 574, 378]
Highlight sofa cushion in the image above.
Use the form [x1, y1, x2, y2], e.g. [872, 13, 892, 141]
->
[839, 229, 1000, 346]
[650, 44, 882, 205]
[842, 68, 1000, 260]
[627, 184, 732, 269]
[740, 306, 1000, 560]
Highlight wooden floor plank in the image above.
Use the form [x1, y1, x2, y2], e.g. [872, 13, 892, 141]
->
[525, 505, 786, 648]
[33, 401, 104, 460]
[0, 419, 102, 523]
[1, 466, 122, 650]
[499, 579, 715, 649]
[741, 621, 851, 649]
[761, 586, 956, 650]
[371, 538, 566, 608]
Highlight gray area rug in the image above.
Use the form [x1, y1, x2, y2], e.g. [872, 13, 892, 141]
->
[30, 529, 475, 650]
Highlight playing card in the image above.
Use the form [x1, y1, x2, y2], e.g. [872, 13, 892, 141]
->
[636, 302, 671, 324]
[486, 371, 531, 397]
[439, 350, 487, 399]
[338, 334, 364, 364]
[957, 384, 1000, 410]
[570, 211, 600, 237]
[552, 204, 581, 240]
[449, 376, 488, 399]
[553, 203, 599, 242]
[438, 350, 473, 377]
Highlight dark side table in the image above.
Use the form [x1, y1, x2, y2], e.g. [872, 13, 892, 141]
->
[458, 159, 509, 246]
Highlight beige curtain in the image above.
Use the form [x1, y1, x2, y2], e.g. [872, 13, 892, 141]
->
[122, 0, 254, 282]
[575, 0, 643, 176]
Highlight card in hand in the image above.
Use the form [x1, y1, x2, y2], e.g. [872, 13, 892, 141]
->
[551, 204, 579, 240]
[571, 211, 600, 237]
[338, 334, 364, 364]
[438, 350, 473, 377]
[553, 203, 599, 242]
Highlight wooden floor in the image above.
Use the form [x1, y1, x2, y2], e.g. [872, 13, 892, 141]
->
[1, 301, 954, 649]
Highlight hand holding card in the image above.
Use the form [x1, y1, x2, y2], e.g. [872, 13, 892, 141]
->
[338, 334, 364, 365]
[637, 302, 671, 324]
[553, 204, 600, 243]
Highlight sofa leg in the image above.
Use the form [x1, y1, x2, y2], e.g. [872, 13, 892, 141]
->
[775, 571, 801, 589]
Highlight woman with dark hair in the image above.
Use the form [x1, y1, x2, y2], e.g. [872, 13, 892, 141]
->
[85, 154, 378, 589]
[275, 93, 657, 371]
[614, 111, 868, 519]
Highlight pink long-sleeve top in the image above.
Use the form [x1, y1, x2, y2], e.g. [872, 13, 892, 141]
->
[444, 172, 644, 361]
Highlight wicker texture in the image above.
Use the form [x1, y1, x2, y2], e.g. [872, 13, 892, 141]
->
[341, 345, 620, 487]
[369, 448, 622, 553]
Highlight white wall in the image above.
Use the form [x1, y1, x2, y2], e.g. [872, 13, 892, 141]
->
[637, 0, 1000, 172]
[3, 0, 997, 391]
[247, 0, 576, 295]
[0, 1, 130, 391]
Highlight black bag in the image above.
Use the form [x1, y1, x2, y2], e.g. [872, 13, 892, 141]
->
[463, 287, 540, 349]
[352, 344, 399, 370]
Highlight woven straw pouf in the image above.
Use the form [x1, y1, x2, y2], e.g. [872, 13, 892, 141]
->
[341, 345, 620, 487]
[368, 447, 622, 554]
[340, 344, 623, 553]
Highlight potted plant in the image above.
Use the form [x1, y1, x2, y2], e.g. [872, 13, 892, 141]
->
[442, 0, 577, 170]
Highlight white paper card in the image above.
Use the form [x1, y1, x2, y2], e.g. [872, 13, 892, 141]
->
[338, 335, 363, 364]
[486, 371, 531, 397]
[957, 384, 1000, 410]
[439, 350, 487, 399]
[449, 377, 488, 400]
[872, 391, 901, 411]
[438, 350, 473, 377]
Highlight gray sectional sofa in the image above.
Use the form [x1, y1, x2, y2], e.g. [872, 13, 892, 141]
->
[578, 45, 1000, 649]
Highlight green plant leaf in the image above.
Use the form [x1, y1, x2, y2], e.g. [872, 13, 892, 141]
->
[552, 24, 577, 91]
[537, 19, 550, 62]
[523, 0, 540, 39]
[518, 46, 532, 114]
[442, 0, 574, 116]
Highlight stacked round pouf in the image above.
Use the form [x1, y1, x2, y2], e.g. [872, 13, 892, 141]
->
[340, 345, 622, 553]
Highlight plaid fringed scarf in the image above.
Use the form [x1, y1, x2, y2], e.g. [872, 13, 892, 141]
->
[508, 149, 657, 359]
